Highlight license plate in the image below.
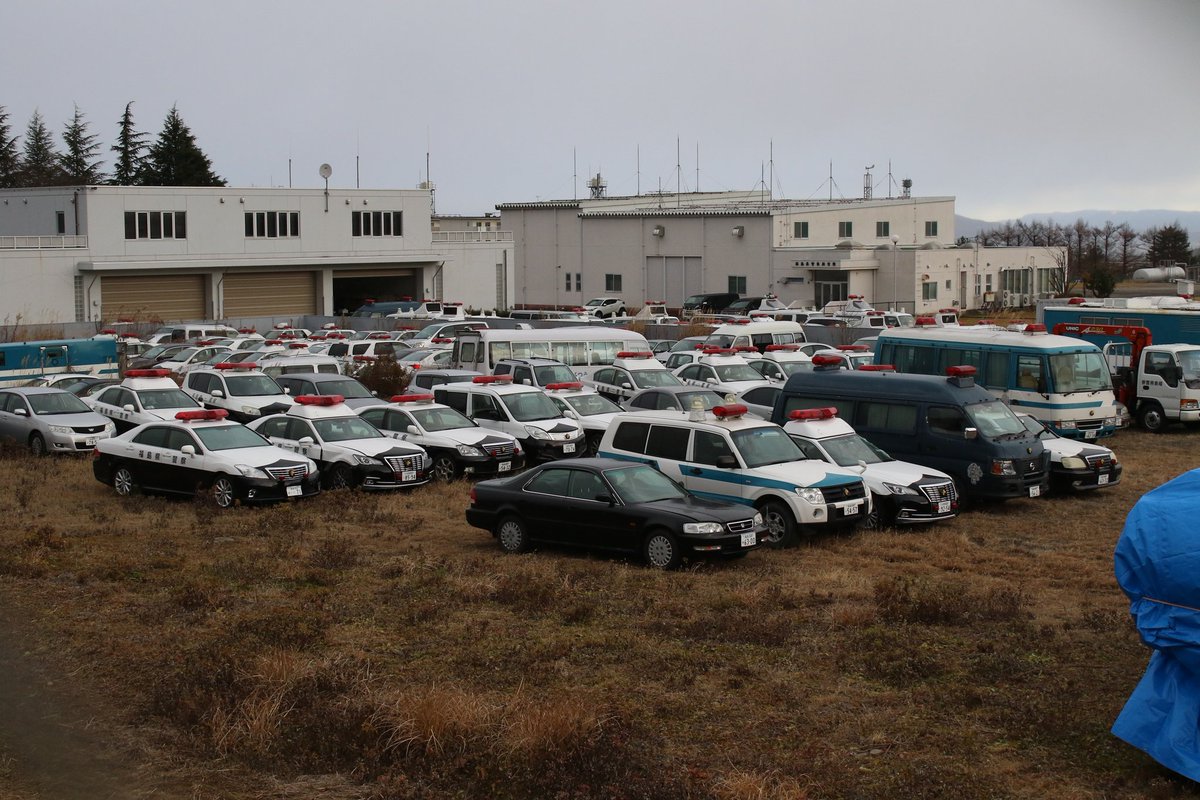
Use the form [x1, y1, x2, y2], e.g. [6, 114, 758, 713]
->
[286, 484, 302, 497]
[85, 437, 97, 446]
[401, 470, 417, 481]
[842, 501, 862, 515]
[1098, 474, 1110, 485]
[498, 461, 512, 472]
[740, 532, 756, 547]
[1084, 430, 1097, 439]
[1029, 485, 1041, 497]
[563, 443, 576, 453]
[937, 500, 951, 514]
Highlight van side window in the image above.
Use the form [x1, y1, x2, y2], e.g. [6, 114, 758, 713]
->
[646, 425, 689, 460]
[472, 394, 503, 420]
[984, 352, 1009, 388]
[1016, 355, 1043, 390]
[859, 401, 916, 433]
[458, 341, 477, 365]
[927, 406, 967, 435]
[437, 390, 468, 414]
[611, 421, 650, 453]
[692, 430, 733, 466]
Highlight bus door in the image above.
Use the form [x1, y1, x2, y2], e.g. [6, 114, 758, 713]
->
[39, 344, 70, 375]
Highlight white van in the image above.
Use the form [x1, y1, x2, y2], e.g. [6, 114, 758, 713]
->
[703, 321, 807, 353]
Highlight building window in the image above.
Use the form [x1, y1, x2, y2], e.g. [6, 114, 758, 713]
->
[985, 274, 993, 292]
[925, 220, 938, 237]
[245, 211, 300, 238]
[794, 221, 809, 239]
[876, 221, 890, 238]
[574, 273, 581, 292]
[922, 282, 938, 301]
[352, 210, 404, 237]
[124, 211, 186, 240]
[56, 211, 66, 235]
[605, 274, 623, 292]
[564, 271, 572, 291]
[729, 276, 747, 294]
[945, 279, 952, 289]
[974, 273, 981, 296]
[838, 221, 853, 238]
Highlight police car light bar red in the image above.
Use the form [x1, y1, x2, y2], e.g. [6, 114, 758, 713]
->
[731, 318, 752, 325]
[264, 339, 283, 345]
[100, 328, 117, 334]
[431, 337, 454, 343]
[295, 394, 344, 406]
[915, 317, 938, 326]
[712, 404, 748, 419]
[124, 368, 172, 378]
[788, 407, 838, 420]
[812, 354, 843, 367]
[214, 362, 258, 370]
[859, 364, 895, 371]
[616, 351, 653, 359]
[1024, 323, 1047, 333]
[946, 365, 977, 377]
[391, 394, 435, 403]
[472, 375, 513, 383]
[939, 308, 958, 314]
[176, 409, 229, 421]
[765, 344, 799, 351]
[545, 382, 583, 390]
[368, 332, 391, 339]
[238, 327, 257, 334]
[837, 344, 869, 351]
[701, 347, 735, 355]
[288, 342, 308, 349]
[326, 332, 347, 339]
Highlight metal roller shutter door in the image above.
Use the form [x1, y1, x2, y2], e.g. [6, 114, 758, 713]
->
[224, 272, 317, 316]
[102, 274, 206, 321]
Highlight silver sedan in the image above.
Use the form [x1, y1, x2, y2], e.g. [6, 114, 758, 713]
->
[0, 387, 115, 455]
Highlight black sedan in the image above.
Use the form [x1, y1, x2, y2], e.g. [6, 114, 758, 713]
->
[465, 458, 765, 568]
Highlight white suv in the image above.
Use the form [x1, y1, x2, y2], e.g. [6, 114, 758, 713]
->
[434, 376, 585, 462]
[583, 297, 626, 319]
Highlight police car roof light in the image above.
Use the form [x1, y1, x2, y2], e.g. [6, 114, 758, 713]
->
[946, 365, 977, 377]
[701, 347, 735, 355]
[616, 351, 654, 359]
[712, 404, 748, 419]
[391, 394, 435, 403]
[125, 368, 172, 378]
[431, 337, 454, 343]
[789, 407, 838, 420]
[176, 408, 229, 421]
[1024, 323, 1047, 334]
[811, 354, 843, 367]
[765, 344, 799, 351]
[295, 394, 344, 406]
[238, 327, 257, 334]
[368, 332, 391, 339]
[859, 364, 895, 372]
[288, 342, 308, 349]
[914, 317, 937, 326]
[473, 375, 513, 384]
[733, 346, 758, 352]
[939, 308, 958, 314]
[545, 382, 583, 391]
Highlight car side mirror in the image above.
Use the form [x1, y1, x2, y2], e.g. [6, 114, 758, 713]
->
[406, 425, 419, 435]
[621, 382, 632, 389]
[715, 454, 737, 469]
[595, 493, 615, 506]
[522, 379, 531, 386]
[14, 407, 28, 416]
[123, 404, 135, 413]
[212, 389, 225, 398]
[282, 387, 290, 394]
[964, 427, 979, 440]
[298, 436, 314, 447]
[180, 445, 196, 456]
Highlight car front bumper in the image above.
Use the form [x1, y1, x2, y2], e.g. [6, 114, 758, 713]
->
[241, 473, 322, 502]
[521, 437, 586, 462]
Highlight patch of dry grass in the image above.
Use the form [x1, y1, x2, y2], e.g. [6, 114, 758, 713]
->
[2, 428, 1200, 797]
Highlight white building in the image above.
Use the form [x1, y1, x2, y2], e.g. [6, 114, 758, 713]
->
[497, 189, 1064, 314]
[0, 185, 514, 325]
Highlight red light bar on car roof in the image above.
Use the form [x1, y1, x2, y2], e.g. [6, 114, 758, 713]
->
[789, 407, 838, 421]
[238, 327, 257, 334]
[701, 347, 734, 355]
[295, 394, 344, 406]
[939, 308, 958, 314]
[100, 328, 117, 334]
[616, 351, 653, 359]
[859, 364, 895, 372]
[1024, 323, 1047, 334]
[264, 339, 283, 345]
[765, 344, 799, 351]
[391, 394, 435, 403]
[811, 354, 842, 367]
[326, 332, 347, 339]
[545, 382, 583, 391]
[1068, 297, 1086, 305]
[730, 319, 751, 325]
[124, 368, 172, 378]
[837, 344, 869, 351]
[473, 375, 513, 384]
[214, 362, 258, 370]
[431, 337, 454, 343]
[946, 365, 977, 377]
[176, 409, 229, 421]
[712, 404, 748, 419]
[288, 342, 308, 349]
[914, 317, 937, 326]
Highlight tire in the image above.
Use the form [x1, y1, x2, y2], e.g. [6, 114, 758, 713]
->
[112, 466, 136, 497]
[643, 528, 681, 569]
[585, 432, 602, 457]
[496, 515, 532, 554]
[859, 492, 891, 529]
[431, 454, 458, 482]
[211, 476, 236, 509]
[760, 500, 798, 548]
[325, 463, 355, 490]
[1138, 402, 1167, 433]
[28, 432, 47, 457]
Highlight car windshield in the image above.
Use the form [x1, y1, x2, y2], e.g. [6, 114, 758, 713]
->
[820, 433, 892, 466]
[194, 424, 271, 451]
[967, 400, 1027, 438]
[670, 338, 705, 352]
[27, 392, 91, 415]
[1017, 414, 1054, 438]
[413, 324, 444, 339]
[138, 389, 199, 410]
[585, 299, 606, 307]
[410, 406, 475, 431]
[1181, 349, 1200, 381]
[313, 416, 383, 442]
[162, 347, 198, 363]
[632, 370, 683, 388]
[705, 335, 736, 348]
[316, 379, 372, 398]
[533, 365, 577, 384]
[604, 464, 687, 504]
[141, 344, 172, 359]
[731, 425, 804, 468]
[501, 391, 562, 422]
[224, 375, 284, 397]
[679, 391, 725, 410]
[1049, 352, 1111, 394]
[715, 364, 762, 382]
[563, 393, 621, 416]
[778, 361, 814, 376]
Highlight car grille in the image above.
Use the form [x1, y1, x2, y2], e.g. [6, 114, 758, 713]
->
[1086, 453, 1115, 471]
[1075, 419, 1104, 431]
[726, 518, 757, 534]
[820, 481, 867, 503]
[73, 424, 106, 434]
[265, 465, 308, 481]
[482, 441, 515, 458]
[920, 481, 957, 503]
[1021, 456, 1046, 485]
[385, 454, 426, 473]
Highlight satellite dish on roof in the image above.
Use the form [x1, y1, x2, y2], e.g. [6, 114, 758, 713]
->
[319, 163, 332, 179]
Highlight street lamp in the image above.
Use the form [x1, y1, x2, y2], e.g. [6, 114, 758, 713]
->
[890, 234, 900, 312]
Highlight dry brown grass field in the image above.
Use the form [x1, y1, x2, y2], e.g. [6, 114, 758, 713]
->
[3, 427, 1200, 799]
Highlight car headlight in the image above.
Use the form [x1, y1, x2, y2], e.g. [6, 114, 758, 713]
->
[456, 444, 484, 457]
[240, 405, 261, 417]
[48, 425, 72, 435]
[525, 426, 550, 440]
[990, 459, 1017, 476]
[683, 521, 725, 534]
[233, 463, 266, 478]
[103, 421, 116, 434]
[882, 481, 918, 496]
[352, 454, 378, 466]
[795, 486, 824, 504]
[753, 512, 764, 526]
[1060, 456, 1087, 470]
[1182, 400, 1199, 411]
[1058, 420, 1077, 430]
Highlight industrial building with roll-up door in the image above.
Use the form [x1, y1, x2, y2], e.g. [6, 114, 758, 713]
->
[0, 185, 515, 326]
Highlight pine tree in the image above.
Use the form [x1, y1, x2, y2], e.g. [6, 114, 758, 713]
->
[1146, 223, 1192, 266]
[0, 105, 20, 188]
[140, 105, 225, 187]
[110, 101, 148, 185]
[60, 104, 106, 184]
[19, 110, 66, 186]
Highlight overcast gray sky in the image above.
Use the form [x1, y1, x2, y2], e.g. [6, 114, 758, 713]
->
[4, 0, 1198, 220]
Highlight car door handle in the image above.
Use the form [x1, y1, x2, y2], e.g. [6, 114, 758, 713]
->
[687, 467, 702, 476]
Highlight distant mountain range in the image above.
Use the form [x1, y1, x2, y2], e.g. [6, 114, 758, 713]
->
[955, 210, 1199, 240]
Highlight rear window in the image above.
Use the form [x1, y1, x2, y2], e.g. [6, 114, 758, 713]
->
[611, 420, 650, 453]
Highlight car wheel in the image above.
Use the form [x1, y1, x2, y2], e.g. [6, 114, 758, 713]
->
[859, 492, 890, 529]
[585, 433, 602, 457]
[28, 432, 47, 457]
[643, 528, 681, 569]
[496, 515, 531, 554]
[1138, 402, 1166, 433]
[760, 500, 798, 548]
[325, 463, 355, 490]
[112, 466, 136, 497]
[431, 454, 457, 482]
[211, 476, 237, 509]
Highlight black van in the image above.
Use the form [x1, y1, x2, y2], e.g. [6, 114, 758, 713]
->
[770, 366, 1049, 502]
[682, 292, 739, 315]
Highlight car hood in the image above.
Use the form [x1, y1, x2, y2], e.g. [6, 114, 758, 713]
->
[35, 410, 109, 428]
[417, 428, 513, 448]
[523, 418, 582, 435]
[640, 495, 760, 523]
[752, 461, 861, 488]
[858, 460, 953, 488]
[227, 447, 317, 472]
[1041, 437, 1112, 462]
[340, 439, 426, 458]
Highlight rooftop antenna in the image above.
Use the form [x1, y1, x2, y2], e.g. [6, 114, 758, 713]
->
[573, 148, 578, 201]
[587, 171, 607, 199]
[829, 161, 833, 202]
[695, 141, 699, 193]
[769, 139, 774, 203]
[319, 163, 332, 213]
[887, 160, 896, 199]
[863, 165, 874, 200]
[356, 133, 360, 189]
[676, 136, 681, 206]
[418, 152, 436, 215]
[636, 145, 641, 196]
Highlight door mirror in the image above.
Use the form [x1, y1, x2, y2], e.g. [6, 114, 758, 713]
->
[123, 404, 135, 413]
[563, 410, 579, 419]
[963, 427, 979, 440]
[14, 407, 28, 416]
[298, 436, 314, 447]
[212, 389, 225, 398]
[180, 445, 196, 456]
[595, 493, 615, 505]
[621, 382, 632, 390]
[715, 454, 738, 469]
[406, 425, 420, 435]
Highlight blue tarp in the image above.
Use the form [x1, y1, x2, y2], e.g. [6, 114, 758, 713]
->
[1113, 467, 1200, 781]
